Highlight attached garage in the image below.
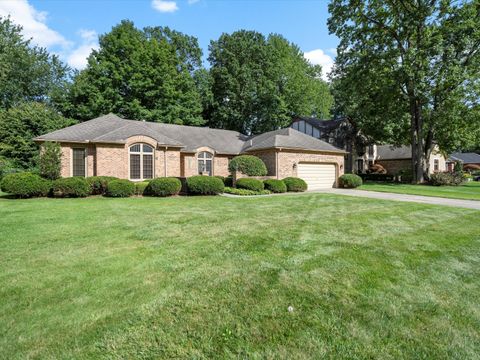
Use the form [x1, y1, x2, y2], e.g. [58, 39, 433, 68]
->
[297, 163, 337, 190]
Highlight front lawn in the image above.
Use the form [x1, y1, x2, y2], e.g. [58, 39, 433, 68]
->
[359, 181, 480, 200]
[1, 195, 479, 358]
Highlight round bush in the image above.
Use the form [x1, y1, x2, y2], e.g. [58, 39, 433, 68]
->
[224, 176, 233, 187]
[145, 177, 181, 197]
[283, 177, 308, 192]
[187, 176, 224, 195]
[86, 176, 118, 195]
[236, 178, 264, 192]
[105, 179, 135, 197]
[52, 177, 90, 198]
[228, 155, 267, 176]
[263, 179, 287, 193]
[0, 172, 50, 198]
[134, 181, 150, 196]
[339, 174, 363, 188]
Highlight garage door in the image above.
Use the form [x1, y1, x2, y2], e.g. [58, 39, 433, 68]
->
[297, 163, 336, 190]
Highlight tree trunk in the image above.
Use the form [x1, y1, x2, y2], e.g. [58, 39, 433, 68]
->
[410, 98, 425, 184]
[424, 129, 434, 179]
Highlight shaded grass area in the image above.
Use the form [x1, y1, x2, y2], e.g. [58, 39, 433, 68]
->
[1, 194, 479, 359]
[359, 181, 480, 201]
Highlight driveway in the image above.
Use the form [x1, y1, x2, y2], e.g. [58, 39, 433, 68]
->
[316, 189, 480, 210]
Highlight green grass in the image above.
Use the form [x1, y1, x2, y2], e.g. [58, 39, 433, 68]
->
[360, 181, 480, 201]
[1, 194, 479, 359]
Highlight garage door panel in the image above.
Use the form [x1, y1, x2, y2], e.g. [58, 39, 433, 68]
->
[297, 163, 336, 190]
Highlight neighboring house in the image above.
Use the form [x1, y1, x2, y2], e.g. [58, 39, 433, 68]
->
[375, 145, 447, 175]
[35, 114, 346, 190]
[446, 152, 480, 171]
[290, 117, 447, 175]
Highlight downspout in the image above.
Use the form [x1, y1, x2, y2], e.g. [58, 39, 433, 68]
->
[276, 149, 280, 179]
[164, 146, 168, 177]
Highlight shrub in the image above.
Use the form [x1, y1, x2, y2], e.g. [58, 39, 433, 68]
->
[429, 172, 464, 186]
[223, 186, 271, 196]
[52, 177, 90, 197]
[39, 142, 62, 180]
[263, 179, 287, 193]
[236, 178, 264, 192]
[134, 181, 150, 196]
[228, 155, 267, 176]
[283, 177, 308, 192]
[214, 176, 225, 184]
[339, 174, 363, 188]
[187, 176, 224, 195]
[224, 176, 233, 187]
[0, 157, 21, 180]
[145, 177, 181, 197]
[0, 172, 50, 198]
[464, 164, 480, 172]
[105, 179, 135, 197]
[86, 176, 118, 195]
[397, 169, 413, 183]
[368, 163, 387, 174]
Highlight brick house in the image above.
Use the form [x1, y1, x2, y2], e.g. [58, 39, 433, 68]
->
[35, 114, 346, 190]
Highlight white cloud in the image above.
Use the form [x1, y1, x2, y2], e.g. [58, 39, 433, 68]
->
[151, 0, 179, 13]
[304, 49, 335, 81]
[66, 29, 99, 69]
[0, 0, 70, 48]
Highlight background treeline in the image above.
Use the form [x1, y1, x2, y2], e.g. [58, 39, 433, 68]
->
[0, 17, 333, 173]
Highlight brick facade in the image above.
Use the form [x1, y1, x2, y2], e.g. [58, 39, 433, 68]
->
[56, 137, 344, 184]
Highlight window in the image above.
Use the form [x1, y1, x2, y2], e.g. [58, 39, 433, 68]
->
[129, 143, 154, 180]
[198, 151, 213, 176]
[72, 148, 86, 177]
[434, 159, 439, 172]
[368, 145, 374, 157]
[356, 159, 364, 173]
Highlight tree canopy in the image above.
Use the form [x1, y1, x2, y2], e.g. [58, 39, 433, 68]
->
[63, 20, 205, 125]
[208, 30, 333, 134]
[329, 0, 480, 182]
[0, 17, 69, 110]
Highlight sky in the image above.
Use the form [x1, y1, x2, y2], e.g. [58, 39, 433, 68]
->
[0, 0, 338, 79]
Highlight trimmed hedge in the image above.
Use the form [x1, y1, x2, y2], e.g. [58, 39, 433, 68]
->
[236, 178, 264, 192]
[339, 174, 363, 188]
[86, 176, 118, 195]
[105, 179, 135, 197]
[145, 177, 181, 197]
[52, 177, 90, 198]
[134, 181, 150, 196]
[283, 177, 308, 192]
[0, 172, 50, 198]
[263, 179, 287, 193]
[430, 172, 464, 186]
[228, 155, 267, 176]
[224, 187, 271, 196]
[187, 176, 224, 195]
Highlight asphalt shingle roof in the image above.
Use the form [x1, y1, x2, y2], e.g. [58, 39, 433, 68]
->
[376, 145, 412, 160]
[448, 152, 480, 164]
[35, 114, 345, 154]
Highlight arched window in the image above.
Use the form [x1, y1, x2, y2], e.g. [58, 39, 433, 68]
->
[198, 151, 213, 176]
[129, 143, 154, 180]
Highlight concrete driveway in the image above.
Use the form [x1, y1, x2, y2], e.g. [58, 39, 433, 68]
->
[315, 188, 480, 210]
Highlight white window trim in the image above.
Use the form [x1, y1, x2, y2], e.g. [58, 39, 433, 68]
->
[197, 151, 214, 176]
[70, 147, 87, 177]
[128, 143, 155, 181]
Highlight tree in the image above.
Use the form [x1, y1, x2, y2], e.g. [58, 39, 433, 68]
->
[39, 142, 62, 180]
[65, 20, 205, 125]
[0, 102, 75, 169]
[329, 0, 480, 183]
[0, 16, 70, 110]
[208, 30, 333, 134]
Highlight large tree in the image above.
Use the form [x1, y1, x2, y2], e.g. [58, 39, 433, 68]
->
[0, 102, 75, 169]
[0, 17, 69, 110]
[65, 20, 205, 125]
[329, 0, 480, 182]
[208, 30, 333, 134]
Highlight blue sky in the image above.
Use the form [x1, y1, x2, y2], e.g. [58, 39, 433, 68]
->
[0, 0, 338, 77]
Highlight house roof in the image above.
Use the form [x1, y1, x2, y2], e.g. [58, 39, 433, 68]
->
[242, 127, 346, 153]
[35, 114, 345, 154]
[376, 145, 412, 160]
[448, 152, 480, 164]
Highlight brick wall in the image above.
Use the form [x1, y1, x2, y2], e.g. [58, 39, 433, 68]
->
[375, 159, 410, 175]
[249, 150, 277, 176]
[96, 144, 127, 178]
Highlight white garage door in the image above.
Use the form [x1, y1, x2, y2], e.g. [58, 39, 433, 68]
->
[297, 163, 336, 190]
